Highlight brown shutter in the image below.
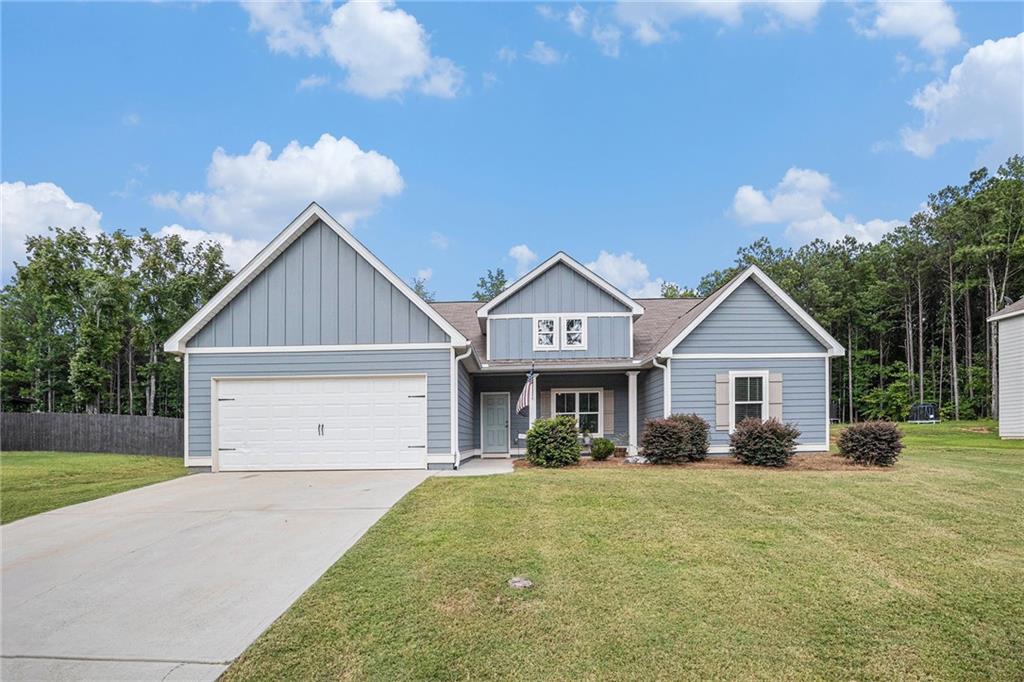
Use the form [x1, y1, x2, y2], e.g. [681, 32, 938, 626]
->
[715, 374, 729, 431]
[769, 373, 783, 421]
[539, 391, 551, 419]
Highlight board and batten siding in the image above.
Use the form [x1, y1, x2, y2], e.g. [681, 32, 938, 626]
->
[458, 362, 475, 452]
[491, 262, 630, 314]
[187, 349, 452, 458]
[488, 317, 630, 361]
[637, 368, 665, 436]
[997, 315, 1024, 438]
[673, 279, 825, 354]
[670, 357, 827, 448]
[188, 221, 449, 348]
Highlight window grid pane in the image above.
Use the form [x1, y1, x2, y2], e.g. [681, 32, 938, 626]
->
[734, 402, 763, 423]
[579, 413, 599, 433]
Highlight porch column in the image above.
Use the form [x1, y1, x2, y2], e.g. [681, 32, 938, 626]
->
[528, 374, 538, 427]
[627, 371, 639, 455]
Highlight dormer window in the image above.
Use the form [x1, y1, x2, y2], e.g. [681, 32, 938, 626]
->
[562, 317, 587, 350]
[534, 317, 557, 351]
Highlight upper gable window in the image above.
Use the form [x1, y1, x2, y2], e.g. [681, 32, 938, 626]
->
[562, 317, 587, 350]
[534, 317, 557, 350]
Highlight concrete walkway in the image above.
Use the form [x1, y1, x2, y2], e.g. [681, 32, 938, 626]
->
[1, 470, 430, 681]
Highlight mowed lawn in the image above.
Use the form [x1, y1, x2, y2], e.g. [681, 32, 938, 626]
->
[227, 422, 1024, 681]
[0, 451, 187, 524]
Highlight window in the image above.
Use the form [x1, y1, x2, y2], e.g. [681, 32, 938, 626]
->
[534, 317, 557, 350]
[562, 317, 587, 349]
[730, 371, 768, 431]
[553, 389, 601, 435]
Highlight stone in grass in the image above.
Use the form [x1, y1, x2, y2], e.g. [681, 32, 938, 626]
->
[624, 455, 649, 464]
[507, 576, 533, 589]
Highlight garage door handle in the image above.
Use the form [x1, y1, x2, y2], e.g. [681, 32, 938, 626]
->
[407, 445, 426, 449]
[219, 448, 236, 451]
[407, 394, 426, 398]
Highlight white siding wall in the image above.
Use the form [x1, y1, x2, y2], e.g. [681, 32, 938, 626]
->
[998, 315, 1024, 438]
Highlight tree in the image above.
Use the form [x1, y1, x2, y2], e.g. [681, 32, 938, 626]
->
[410, 277, 436, 302]
[659, 281, 697, 298]
[471, 268, 508, 302]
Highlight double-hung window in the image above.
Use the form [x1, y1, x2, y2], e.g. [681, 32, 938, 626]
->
[553, 389, 601, 435]
[730, 371, 768, 431]
[533, 316, 587, 351]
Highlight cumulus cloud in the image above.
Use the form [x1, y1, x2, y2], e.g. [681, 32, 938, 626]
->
[615, 1, 822, 44]
[242, 0, 463, 99]
[296, 74, 330, 91]
[591, 23, 622, 57]
[900, 33, 1023, 163]
[731, 168, 899, 243]
[508, 244, 539, 275]
[497, 46, 517, 63]
[567, 4, 588, 35]
[152, 133, 404, 236]
[586, 251, 664, 297]
[1, 181, 103, 275]
[852, 1, 961, 57]
[157, 224, 265, 271]
[526, 40, 564, 65]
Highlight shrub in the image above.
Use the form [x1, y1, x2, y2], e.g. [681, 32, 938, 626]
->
[730, 417, 801, 467]
[837, 421, 904, 466]
[590, 437, 615, 461]
[526, 416, 581, 468]
[640, 419, 687, 464]
[668, 413, 710, 461]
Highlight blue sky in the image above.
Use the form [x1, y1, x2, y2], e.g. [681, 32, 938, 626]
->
[3, 1, 1022, 298]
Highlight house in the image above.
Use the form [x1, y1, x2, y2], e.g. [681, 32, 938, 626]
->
[165, 203, 845, 471]
[988, 298, 1024, 439]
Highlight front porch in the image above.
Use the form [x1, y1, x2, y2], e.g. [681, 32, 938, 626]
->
[467, 370, 643, 458]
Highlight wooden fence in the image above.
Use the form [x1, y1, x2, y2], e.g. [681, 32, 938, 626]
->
[1, 412, 183, 457]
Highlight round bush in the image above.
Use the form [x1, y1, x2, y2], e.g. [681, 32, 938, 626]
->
[640, 418, 687, 464]
[590, 437, 615, 461]
[837, 420, 904, 466]
[730, 417, 801, 467]
[526, 416, 581, 468]
[669, 413, 710, 461]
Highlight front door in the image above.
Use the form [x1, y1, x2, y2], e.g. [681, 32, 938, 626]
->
[482, 393, 509, 455]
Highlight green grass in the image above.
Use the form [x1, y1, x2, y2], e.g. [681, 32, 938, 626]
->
[0, 451, 187, 524]
[226, 421, 1024, 681]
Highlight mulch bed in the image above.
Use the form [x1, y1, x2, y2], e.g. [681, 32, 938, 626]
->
[514, 452, 891, 472]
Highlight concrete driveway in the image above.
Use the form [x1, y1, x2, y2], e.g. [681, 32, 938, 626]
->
[1, 470, 430, 681]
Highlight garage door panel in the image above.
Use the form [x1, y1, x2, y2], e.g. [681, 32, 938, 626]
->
[216, 375, 428, 471]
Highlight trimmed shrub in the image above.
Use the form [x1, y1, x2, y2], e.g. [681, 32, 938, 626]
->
[640, 418, 687, 464]
[526, 416, 581, 468]
[590, 437, 615, 461]
[669, 413, 710, 461]
[837, 421, 904, 466]
[730, 417, 801, 467]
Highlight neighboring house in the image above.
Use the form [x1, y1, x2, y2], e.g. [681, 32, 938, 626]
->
[165, 203, 845, 471]
[988, 298, 1024, 439]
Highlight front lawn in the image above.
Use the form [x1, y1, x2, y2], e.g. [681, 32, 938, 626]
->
[227, 422, 1024, 680]
[0, 451, 187, 524]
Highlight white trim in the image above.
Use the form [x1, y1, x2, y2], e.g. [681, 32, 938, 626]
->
[670, 352, 828, 359]
[209, 372, 429, 472]
[988, 306, 1024, 322]
[479, 391, 511, 456]
[728, 369, 770, 433]
[652, 356, 670, 418]
[626, 370, 639, 455]
[528, 374, 538, 427]
[628, 318, 634, 359]
[187, 456, 212, 467]
[452, 345, 473, 468]
[164, 203, 468, 353]
[824, 355, 831, 446]
[486, 311, 632, 320]
[486, 317, 492, 361]
[185, 342, 453, 355]
[183, 352, 190, 466]
[532, 316, 560, 351]
[657, 265, 845, 358]
[561, 315, 588, 351]
[476, 252, 644, 319]
[551, 387, 604, 436]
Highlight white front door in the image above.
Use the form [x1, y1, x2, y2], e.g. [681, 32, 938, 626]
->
[215, 375, 428, 471]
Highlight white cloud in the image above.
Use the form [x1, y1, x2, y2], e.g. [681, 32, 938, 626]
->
[535, 5, 557, 21]
[900, 33, 1024, 163]
[242, 0, 463, 99]
[592, 23, 622, 57]
[152, 133, 403, 236]
[156, 224, 265, 271]
[508, 244, 539, 275]
[731, 167, 899, 243]
[615, 1, 822, 44]
[526, 40, 564, 65]
[121, 112, 141, 127]
[586, 250, 664, 297]
[1, 182, 103, 275]
[430, 231, 449, 250]
[482, 71, 499, 88]
[296, 74, 330, 91]
[415, 267, 433, 281]
[567, 4, 588, 35]
[497, 46, 517, 63]
[852, 1, 961, 57]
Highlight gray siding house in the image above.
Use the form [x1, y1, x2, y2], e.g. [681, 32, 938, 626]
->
[165, 203, 844, 470]
[988, 298, 1024, 439]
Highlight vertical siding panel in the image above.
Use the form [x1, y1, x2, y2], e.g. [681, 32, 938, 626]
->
[373, 272, 392, 342]
[214, 302, 233, 346]
[232, 287, 251, 346]
[193, 323, 215, 347]
[302, 225, 321, 344]
[355, 255, 374, 343]
[320, 227, 339, 345]
[392, 287, 410, 342]
[285, 236, 303, 344]
[267, 257, 286, 345]
[338, 239, 356, 344]
[249, 272, 268, 346]
[409, 307, 428, 342]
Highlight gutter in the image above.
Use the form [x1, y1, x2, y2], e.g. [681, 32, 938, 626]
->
[652, 355, 670, 418]
[451, 344, 474, 470]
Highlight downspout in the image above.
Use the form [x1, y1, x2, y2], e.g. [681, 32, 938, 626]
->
[451, 344, 473, 470]
[652, 356, 670, 418]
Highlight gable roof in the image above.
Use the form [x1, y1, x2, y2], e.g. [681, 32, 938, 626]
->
[656, 265, 845, 357]
[164, 203, 468, 353]
[475, 252, 645, 323]
[988, 297, 1024, 322]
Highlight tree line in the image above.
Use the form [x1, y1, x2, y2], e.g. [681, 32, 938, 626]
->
[2, 156, 1020, 421]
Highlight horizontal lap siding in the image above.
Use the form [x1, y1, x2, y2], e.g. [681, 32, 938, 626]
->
[537, 373, 629, 445]
[188, 221, 449, 348]
[670, 358, 827, 447]
[674, 279, 825, 354]
[187, 349, 451, 457]
[491, 262, 630, 314]
[638, 368, 664, 436]
[489, 317, 630, 360]
[458, 362, 475, 451]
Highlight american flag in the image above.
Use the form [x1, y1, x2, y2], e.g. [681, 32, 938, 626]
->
[516, 372, 536, 416]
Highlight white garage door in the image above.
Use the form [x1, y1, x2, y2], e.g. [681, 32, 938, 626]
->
[214, 375, 428, 471]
